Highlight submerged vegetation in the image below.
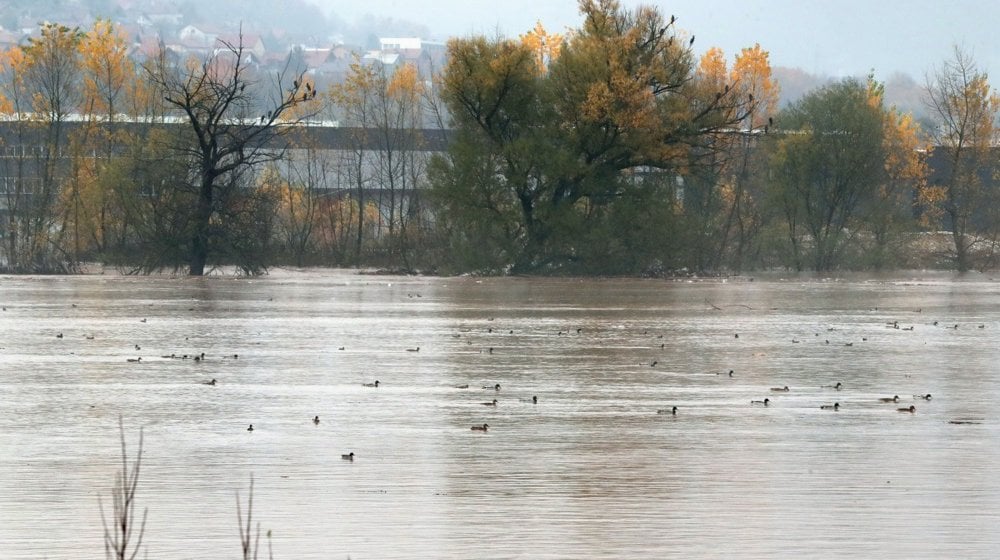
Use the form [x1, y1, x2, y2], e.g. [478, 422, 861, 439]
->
[99, 418, 273, 560]
[0, 1, 998, 275]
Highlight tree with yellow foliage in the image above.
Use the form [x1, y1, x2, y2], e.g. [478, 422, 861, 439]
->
[330, 59, 429, 267]
[0, 45, 34, 270]
[719, 44, 779, 270]
[434, 0, 755, 274]
[0, 23, 84, 272]
[923, 47, 1000, 271]
[862, 74, 928, 268]
[682, 44, 778, 271]
[62, 20, 137, 262]
[519, 21, 564, 74]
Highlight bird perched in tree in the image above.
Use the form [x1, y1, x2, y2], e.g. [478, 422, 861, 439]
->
[689, 35, 695, 46]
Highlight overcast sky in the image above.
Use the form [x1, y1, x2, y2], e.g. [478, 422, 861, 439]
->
[313, 0, 999, 80]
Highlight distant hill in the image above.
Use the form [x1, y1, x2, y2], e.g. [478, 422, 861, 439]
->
[773, 66, 931, 123]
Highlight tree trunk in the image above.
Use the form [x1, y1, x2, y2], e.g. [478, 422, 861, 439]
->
[953, 226, 969, 272]
[189, 177, 214, 276]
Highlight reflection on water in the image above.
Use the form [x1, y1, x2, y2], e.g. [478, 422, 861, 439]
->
[2, 270, 1000, 558]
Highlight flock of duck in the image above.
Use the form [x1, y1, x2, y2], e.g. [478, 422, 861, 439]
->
[222, 311, 959, 442]
[703, 388, 932, 415]
[357, 379, 535, 435]
[34, 297, 983, 460]
[237, 371, 530, 461]
[641, 312, 967, 421]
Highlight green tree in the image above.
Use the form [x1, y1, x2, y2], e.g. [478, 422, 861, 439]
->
[770, 78, 885, 271]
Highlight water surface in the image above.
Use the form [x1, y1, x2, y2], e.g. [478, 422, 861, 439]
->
[1, 270, 999, 558]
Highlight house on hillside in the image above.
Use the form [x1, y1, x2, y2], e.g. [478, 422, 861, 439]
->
[362, 50, 400, 70]
[218, 32, 265, 59]
[178, 24, 218, 45]
[374, 37, 447, 79]
[299, 45, 355, 88]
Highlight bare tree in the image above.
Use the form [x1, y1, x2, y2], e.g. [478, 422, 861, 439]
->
[145, 31, 319, 275]
[98, 417, 147, 560]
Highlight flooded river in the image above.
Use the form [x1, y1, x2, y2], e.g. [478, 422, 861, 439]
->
[1, 270, 999, 559]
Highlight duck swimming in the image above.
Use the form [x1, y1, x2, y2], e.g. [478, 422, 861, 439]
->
[363, 380, 380, 388]
[657, 406, 678, 415]
[247, 424, 254, 432]
[751, 398, 770, 406]
[313, 416, 320, 425]
[898, 405, 916, 413]
[471, 423, 489, 432]
[341, 452, 355, 461]
[483, 383, 501, 391]
[820, 403, 840, 410]
[878, 395, 899, 403]
[913, 394, 932, 400]
[770, 386, 790, 392]
[482, 399, 498, 406]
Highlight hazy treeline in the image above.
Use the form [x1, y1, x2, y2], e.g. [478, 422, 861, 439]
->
[1, 1, 999, 275]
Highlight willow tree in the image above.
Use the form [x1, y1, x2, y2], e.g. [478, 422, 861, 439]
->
[923, 47, 999, 271]
[432, 0, 755, 274]
[145, 34, 317, 275]
[771, 78, 886, 271]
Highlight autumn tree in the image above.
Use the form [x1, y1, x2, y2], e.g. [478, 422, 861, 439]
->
[680, 44, 778, 272]
[770, 78, 886, 271]
[717, 44, 778, 271]
[145, 33, 318, 275]
[0, 23, 84, 272]
[432, 0, 755, 274]
[862, 74, 927, 268]
[677, 47, 730, 270]
[0, 45, 33, 271]
[328, 56, 378, 263]
[520, 21, 564, 73]
[61, 20, 137, 262]
[923, 47, 1000, 271]
[265, 146, 333, 267]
